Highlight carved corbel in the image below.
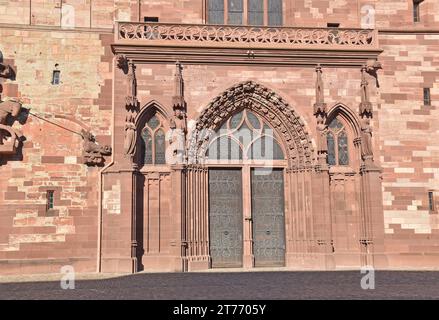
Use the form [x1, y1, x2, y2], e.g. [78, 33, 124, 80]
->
[81, 130, 112, 166]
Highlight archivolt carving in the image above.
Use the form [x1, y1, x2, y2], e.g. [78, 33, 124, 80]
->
[188, 81, 314, 169]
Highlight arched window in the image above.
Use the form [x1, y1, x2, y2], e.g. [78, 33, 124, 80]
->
[327, 117, 349, 166]
[206, 109, 285, 161]
[141, 113, 167, 165]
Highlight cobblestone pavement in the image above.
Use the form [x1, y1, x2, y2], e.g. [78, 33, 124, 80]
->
[1, 271, 439, 300]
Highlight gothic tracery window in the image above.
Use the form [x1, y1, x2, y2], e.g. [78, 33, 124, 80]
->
[141, 113, 166, 165]
[327, 117, 349, 166]
[206, 109, 285, 161]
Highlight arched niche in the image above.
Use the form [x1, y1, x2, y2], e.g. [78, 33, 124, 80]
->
[134, 101, 170, 168]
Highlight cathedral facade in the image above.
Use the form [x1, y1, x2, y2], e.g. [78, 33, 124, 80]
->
[0, 0, 438, 274]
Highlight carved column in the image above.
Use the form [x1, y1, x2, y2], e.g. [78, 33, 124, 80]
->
[104, 55, 140, 273]
[312, 65, 334, 269]
[358, 64, 387, 268]
[184, 165, 210, 271]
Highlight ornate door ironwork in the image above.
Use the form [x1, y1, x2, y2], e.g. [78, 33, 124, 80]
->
[251, 168, 286, 267]
[209, 169, 243, 268]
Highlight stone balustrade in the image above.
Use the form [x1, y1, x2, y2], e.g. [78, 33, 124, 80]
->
[116, 22, 379, 50]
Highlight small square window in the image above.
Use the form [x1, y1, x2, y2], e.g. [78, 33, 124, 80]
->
[46, 190, 55, 212]
[424, 88, 431, 106]
[144, 16, 159, 23]
[327, 23, 340, 28]
[52, 70, 61, 85]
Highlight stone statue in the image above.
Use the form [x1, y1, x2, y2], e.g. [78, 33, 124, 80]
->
[359, 66, 373, 116]
[316, 114, 328, 154]
[81, 129, 112, 166]
[167, 61, 187, 165]
[0, 99, 22, 145]
[170, 108, 187, 132]
[360, 117, 373, 161]
[124, 111, 137, 157]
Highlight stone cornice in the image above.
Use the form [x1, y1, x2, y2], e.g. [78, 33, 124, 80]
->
[0, 23, 113, 34]
[111, 45, 382, 67]
[378, 28, 439, 35]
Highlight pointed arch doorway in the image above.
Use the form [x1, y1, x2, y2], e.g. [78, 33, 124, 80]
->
[186, 81, 316, 271]
[206, 109, 287, 268]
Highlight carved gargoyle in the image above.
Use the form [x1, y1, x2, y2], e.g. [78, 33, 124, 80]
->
[0, 99, 22, 148]
[116, 54, 129, 74]
[365, 59, 382, 88]
[81, 129, 112, 166]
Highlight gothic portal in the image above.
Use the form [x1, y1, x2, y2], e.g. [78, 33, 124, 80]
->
[98, 78, 386, 273]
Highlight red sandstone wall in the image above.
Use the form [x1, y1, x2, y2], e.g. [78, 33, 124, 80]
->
[0, 0, 438, 273]
[377, 32, 439, 267]
[1, 1, 438, 29]
[0, 27, 113, 274]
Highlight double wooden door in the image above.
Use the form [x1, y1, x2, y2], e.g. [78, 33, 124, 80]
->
[208, 167, 286, 268]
